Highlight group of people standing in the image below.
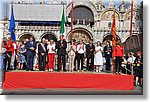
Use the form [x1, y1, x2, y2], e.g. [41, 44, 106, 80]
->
[0, 35, 143, 76]
[122, 51, 143, 87]
[0, 35, 113, 73]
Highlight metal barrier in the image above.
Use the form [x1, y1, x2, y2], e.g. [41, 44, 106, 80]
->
[121, 63, 134, 75]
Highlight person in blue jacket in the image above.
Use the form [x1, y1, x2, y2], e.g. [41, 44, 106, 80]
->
[25, 36, 36, 71]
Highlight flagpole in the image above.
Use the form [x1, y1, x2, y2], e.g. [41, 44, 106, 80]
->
[12, 0, 14, 8]
[63, 2, 65, 36]
[70, 0, 74, 41]
[130, 0, 134, 38]
[112, 11, 116, 73]
[130, 0, 134, 75]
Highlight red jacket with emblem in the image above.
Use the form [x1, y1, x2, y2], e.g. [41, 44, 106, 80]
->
[114, 45, 124, 57]
[3, 40, 14, 53]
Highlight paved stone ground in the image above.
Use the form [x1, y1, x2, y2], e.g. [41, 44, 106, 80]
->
[1, 86, 143, 95]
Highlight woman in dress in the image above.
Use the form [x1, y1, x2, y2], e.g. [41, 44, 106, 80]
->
[18, 41, 26, 70]
[94, 41, 103, 72]
[47, 40, 55, 72]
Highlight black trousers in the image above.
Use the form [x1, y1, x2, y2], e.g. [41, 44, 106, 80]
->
[74, 53, 77, 70]
[115, 57, 123, 73]
[127, 64, 131, 75]
[38, 54, 46, 71]
[105, 57, 111, 70]
[57, 55, 66, 71]
[77, 53, 84, 70]
[4, 51, 12, 71]
[86, 54, 94, 71]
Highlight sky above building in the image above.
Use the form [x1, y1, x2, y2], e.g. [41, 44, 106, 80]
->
[0, 0, 143, 20]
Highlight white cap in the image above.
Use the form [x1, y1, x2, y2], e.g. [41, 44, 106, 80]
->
[7, 34, 11, 39]
[0, 48, 6, 54]
[26, 39, 29, 42]
[42, 38, 46, 41]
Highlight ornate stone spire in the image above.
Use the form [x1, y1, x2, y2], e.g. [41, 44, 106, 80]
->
[94, 0, 102, 4]
[108, 0, 115, 8]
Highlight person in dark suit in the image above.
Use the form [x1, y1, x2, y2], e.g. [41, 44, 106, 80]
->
[38, 38, 47, 71]
[56, 35, 67, 72]
[86, 39, 95, 71]
[104, 41, 113, 71]
[25, 36, 36, 71]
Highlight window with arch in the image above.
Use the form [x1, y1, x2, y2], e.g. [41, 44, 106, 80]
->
[124, 11, 143, 21]
[69, 6, 94, 26]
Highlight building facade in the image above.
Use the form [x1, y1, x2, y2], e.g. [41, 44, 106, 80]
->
[2, 0, 143, 52]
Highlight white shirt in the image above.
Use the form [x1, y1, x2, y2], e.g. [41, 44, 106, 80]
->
[95, 46, 103, 54]
[68, 44, 76, 55]
[127, 56, 136, 64]
[36, 45, 38, 53]
[47, 44, 55, 54]
[77, 44, 85, 54]
[13, 43, 17, 55]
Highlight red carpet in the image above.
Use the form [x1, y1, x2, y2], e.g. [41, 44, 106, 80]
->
[3, 72, 134, 90]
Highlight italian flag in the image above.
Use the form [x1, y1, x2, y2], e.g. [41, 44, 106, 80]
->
[60, 6, 65, 35]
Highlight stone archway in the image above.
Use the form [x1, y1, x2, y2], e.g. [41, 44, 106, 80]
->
[100, 9, 121, 21]
[40, 32, 57, 42]
[18, 33, 36, 42]
[67, 0, 97, 21]
[67, 28, 93, 43]
[123, 9, 143, 21]
[68, 5, 95, 26]
[123, 35, 142, 53]
[102, 34, 121, 42]
[102, 34, 121, 46]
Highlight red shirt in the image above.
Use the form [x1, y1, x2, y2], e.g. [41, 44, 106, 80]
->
[114, 45, 124, 57]
[4, 40, 14, 53]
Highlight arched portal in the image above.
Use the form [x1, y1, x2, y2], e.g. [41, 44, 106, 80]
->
[102, 34, 121, 42]
[67, 29, 93, 43]
[68, 6, 94, 26]
[41, 33, 57, 42]
[123, 35, 142, 53]
[19, 33, 35, 42]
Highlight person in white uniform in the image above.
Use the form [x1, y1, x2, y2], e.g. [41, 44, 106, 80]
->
[94, 41, 103, 72]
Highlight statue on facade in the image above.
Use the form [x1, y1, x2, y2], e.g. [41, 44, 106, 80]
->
[52, 0, 58, 4]
[40, 0, 45, 4]
[119, 1, 126, 12]
[108, 0, 115, 8]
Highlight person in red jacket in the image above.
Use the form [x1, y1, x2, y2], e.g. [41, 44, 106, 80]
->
[3, 36, 14, 71]
[114, 40, 124, 74]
